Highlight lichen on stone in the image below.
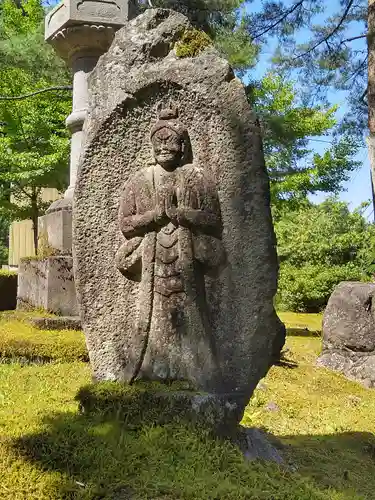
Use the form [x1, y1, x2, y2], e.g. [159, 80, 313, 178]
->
[175, 28, 212, 58]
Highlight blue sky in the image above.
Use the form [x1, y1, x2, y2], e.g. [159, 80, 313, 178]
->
[246, 0, 372, 216]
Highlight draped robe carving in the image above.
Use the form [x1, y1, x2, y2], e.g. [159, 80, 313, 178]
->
[115, 109, 226, 385]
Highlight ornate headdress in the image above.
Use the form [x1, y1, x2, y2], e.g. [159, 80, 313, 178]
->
[150, 106, 188, 141]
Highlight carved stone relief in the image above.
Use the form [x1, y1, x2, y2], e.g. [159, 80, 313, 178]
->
[116, 107, 226, 383]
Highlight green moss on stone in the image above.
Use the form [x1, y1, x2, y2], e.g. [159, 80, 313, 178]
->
[175, 28, 212, 58]
[76, 381, 235, 431]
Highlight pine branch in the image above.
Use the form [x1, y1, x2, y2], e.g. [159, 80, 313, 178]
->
[0, 85, 72, 101]
[341, 34, 368, 44]
[293, 0, 355, 60]
[252, 0, 305, 41]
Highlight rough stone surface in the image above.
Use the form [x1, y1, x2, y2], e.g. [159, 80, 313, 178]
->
[17, 257, 78, 316]
[73, 9, 285, 420]
[29, 316, 81, 331]
[38, 210, 72, 255]
[317, 281, 375, 387]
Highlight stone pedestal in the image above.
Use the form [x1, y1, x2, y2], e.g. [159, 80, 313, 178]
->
[17, 257, 78, 316]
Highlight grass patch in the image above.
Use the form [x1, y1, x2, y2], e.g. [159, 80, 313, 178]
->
[279, 311, 323, 337]
[0, 312, 88, 363]
[1, 312, 375, 499]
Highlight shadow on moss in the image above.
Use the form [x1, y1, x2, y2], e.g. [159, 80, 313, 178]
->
[287, 327, 322, 338]
[10, 407, 375, 499]
[76, 381, 243, 436]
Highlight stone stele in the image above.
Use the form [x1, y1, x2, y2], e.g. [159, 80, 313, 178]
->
[73, 9, 285, 421]
[318, 281, 375, 388]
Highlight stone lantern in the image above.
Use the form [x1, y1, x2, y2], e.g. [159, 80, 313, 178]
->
[44, 0, 137, 213]
[17, 1, 137, 316]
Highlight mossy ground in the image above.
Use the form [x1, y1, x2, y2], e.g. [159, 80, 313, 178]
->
[1, 311, 375, 499]
[0, 311, 88, 363]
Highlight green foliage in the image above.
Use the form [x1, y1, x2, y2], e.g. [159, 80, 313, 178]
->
[175, 28, 212, 58]
[0, 269, 16, 276]
[277, 263, 367, 313]
[249, 74, 360, 206]
[0, 0, 69, 81]
[0, 0, 71, 251]
[0, 313, 88, 362]
[244, 0, 367, 133]
[275, 198, 374, 312]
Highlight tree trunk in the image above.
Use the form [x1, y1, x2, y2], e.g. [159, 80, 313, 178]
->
[368, 0, 375, 220]
[30, 190, 39, 255]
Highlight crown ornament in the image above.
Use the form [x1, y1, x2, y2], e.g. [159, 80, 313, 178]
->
[150, 105, 187, 140]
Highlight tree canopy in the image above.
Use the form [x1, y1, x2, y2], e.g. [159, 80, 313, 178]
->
[249, 73, 360, 206]
[276, 198, 375, 312]
[0, 0, 369, 286]
[0, 0, 71, 252]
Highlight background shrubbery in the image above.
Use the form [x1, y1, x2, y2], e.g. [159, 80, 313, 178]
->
[275, 198, 374, 312]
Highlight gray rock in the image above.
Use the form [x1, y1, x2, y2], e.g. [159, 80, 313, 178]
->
[265, 401, 280, 412]
[73, 9, 284, 423]
[317, 281, 375, 387]
[322, 282, 375, 352]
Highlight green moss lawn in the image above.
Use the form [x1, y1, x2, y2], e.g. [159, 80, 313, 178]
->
[1, 311, 375, 499]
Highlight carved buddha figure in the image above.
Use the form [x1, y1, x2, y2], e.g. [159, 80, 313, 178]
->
[116, 107, 226, 385]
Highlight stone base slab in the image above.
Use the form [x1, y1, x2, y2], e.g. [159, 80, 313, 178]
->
[78, 384, 241, 434]
[76, 381, 283, 463]
[17, 256, 78, 316]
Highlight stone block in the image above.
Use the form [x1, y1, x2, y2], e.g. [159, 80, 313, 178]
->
[45, 0, 136, 41]
[76, 381, 284, 462]
[317, 281, 375, 387]
[17, 257, 78, 316]
[74, 8, 285, 425]
[38, 210, 72, 255]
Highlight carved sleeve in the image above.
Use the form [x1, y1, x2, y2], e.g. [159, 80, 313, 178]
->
[178, 170, 222, 237]
[118, 180, 156, 239]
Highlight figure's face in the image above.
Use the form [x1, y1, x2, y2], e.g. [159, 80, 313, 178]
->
[152, 128, 183, 169]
